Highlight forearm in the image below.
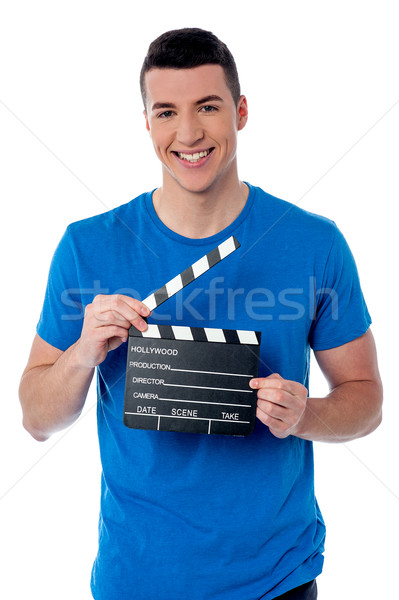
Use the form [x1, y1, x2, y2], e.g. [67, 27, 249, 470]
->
[19, 341, 95, 442]
[294, 380, 383, 443]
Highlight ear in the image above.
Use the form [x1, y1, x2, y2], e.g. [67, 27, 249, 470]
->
[144, 110, 150, 134]
[237, 95, 248, 131]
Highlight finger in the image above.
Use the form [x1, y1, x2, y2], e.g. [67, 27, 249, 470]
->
[257, 393, 306, 434]
[257, 398, 287, 421]
[94, 294, 149, 317]
[92, 310, 132, 328]
[256, 406, 285, 432]
[256, 386, 291, 407]
[249, 373, 282, 388]
[91, 322, 130, 340]
[256, 406, 293, 439]
[92, 295, 149, 331]
[258, 386, 308, 417]
[86, 307, 142, 334]
[250, 374, 297, 396]
[123, 296, 152, 318]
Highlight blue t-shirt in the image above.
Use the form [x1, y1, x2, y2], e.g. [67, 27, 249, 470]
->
[37, 183, 371, 599]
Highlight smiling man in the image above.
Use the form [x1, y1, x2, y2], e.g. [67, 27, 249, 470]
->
[19, 28, 382, 600]
[144, 62, 249, 237]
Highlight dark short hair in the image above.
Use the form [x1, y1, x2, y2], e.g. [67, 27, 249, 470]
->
[140, 28, 241, 107]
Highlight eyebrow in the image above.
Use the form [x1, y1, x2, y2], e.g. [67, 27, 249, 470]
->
[151, 95, 225, 112]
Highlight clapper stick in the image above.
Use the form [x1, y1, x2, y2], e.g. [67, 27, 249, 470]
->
[142, 235, 240, 312]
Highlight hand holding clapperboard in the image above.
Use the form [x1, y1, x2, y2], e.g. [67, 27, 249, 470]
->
[123, 236, 261, 436]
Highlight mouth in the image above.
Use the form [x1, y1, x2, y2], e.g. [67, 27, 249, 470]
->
[172, 148, 215, 164]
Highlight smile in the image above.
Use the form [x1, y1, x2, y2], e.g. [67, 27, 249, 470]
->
[173, 148, 214, 163]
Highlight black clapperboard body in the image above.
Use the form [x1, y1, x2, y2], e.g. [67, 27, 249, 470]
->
[123, 236, 261, 436]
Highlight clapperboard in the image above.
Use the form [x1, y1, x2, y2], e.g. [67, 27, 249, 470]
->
[123, 236, 261, 436]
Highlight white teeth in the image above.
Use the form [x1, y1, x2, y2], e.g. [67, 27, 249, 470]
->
[177, 149, 211, 162]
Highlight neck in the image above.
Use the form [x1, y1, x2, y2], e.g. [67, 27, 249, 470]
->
[152, 170, 249, 239]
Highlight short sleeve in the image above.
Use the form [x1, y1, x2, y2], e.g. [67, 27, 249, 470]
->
[309, 226, 371, 351]
[36, 227, 84, 351]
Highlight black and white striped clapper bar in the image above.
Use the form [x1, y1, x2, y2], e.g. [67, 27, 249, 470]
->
[143, 235, 241, 311]
[123, 236, 262, 436]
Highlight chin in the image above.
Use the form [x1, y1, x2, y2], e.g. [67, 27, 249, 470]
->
[176, 171, 225, 194]
[179, 182, 217, 195]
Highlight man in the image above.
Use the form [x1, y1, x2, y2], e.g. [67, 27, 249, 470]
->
[19, 28, 382, 600]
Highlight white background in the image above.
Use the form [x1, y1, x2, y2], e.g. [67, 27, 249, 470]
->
[1, 1, 398, 598]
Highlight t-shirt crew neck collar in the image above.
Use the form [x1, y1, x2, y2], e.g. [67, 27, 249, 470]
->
[144, 182, 256, 247]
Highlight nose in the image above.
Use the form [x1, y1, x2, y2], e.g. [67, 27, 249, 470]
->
[176, 111, 204, 147]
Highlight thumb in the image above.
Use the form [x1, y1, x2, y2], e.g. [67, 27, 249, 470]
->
[267, 372, 283, 381]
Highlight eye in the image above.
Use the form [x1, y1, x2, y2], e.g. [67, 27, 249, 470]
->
[200, 105, 218, 113]
[158, 110, 175, 119]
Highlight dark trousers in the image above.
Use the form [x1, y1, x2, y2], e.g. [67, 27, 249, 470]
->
[273, 579, 317, 600]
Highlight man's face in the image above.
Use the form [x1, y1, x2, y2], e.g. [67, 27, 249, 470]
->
[143, 64, 248, 195]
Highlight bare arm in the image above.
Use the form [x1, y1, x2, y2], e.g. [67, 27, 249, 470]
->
[19, 335, 95, 441]
[299, 328, 383, 441]
[19, 294, 150, 442]
[251, 329, 383, 442]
